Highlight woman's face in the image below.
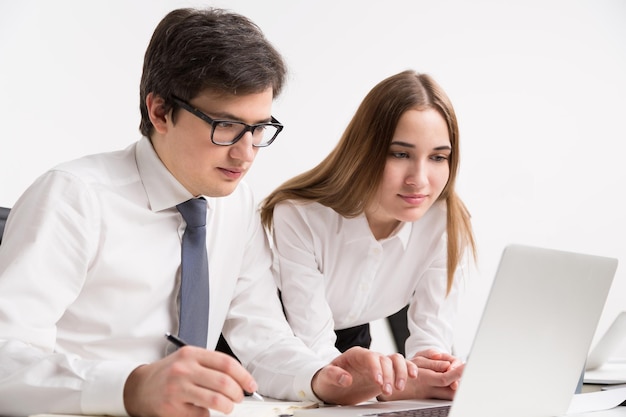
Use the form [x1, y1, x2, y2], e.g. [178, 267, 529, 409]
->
[365, 108, 451, 239]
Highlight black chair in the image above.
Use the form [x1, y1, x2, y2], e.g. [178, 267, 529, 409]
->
[0, 206, 9, 244]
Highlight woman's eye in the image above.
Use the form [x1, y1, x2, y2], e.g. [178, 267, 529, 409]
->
[391, 152, 409, 159]
[432, 154, 449, 162]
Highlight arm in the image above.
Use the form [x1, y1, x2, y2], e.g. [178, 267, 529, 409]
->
[0, 173, 304, 416]
[379, 241, 468, 401]
[0, 172, 139, 415]
[229, 274, 420, 406]
[404, 237, 462, 357]
[217, 196, 418, 405]
[271, 202, 342, 362]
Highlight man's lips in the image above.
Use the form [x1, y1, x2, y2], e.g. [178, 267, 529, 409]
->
[218, 166, 245, 179]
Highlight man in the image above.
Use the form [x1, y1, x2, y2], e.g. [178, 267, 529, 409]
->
[0, 8, 417, 416]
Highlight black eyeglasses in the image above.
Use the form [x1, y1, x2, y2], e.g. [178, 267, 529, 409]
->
[172, 97, 283, 147]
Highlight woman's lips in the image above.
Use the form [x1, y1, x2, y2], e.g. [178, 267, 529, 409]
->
[400, 194, 427, 205]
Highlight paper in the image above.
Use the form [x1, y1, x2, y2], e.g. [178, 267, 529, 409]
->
[207, 398, 319, 417]
[584, 362, 626, 385]
[29, 399, 318, 417]
[566, 386, 626, 414]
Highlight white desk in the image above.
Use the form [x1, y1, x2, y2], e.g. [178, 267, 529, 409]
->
[205, 395, 626, 417]
[575, 409, 626, 417]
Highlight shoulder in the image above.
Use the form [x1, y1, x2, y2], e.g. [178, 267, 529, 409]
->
[17, 144, 137, 205]
[274, 200, 338, 221]
[275, 199, 330, 213]
[50, 142, 139, 186]
[272, 201, 345, 235]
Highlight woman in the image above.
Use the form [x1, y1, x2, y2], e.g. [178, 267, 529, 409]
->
[260, 70, 476, 400]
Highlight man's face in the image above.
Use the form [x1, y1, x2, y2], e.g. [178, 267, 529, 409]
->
[152, 88, 274, 197]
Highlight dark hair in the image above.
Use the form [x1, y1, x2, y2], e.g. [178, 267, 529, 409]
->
[139, 8, 287, 137]
[261, 70, 476, 293]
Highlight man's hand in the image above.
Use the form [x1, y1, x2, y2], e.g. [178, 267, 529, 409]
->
[377, 349, 464, 401]
[123, 346, 258, 417]
[311, 347, 419, 405]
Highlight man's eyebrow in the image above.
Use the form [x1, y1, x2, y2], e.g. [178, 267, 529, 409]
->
[210, 111, 272, 124]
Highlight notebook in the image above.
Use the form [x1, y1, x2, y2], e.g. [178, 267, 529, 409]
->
[295, 244, 618, 417]
[584, 311, 626, 384]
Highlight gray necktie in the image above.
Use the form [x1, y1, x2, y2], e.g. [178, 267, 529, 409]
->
[176, 197, 209, 347]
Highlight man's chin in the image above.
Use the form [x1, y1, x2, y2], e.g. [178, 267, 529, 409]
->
[203, 182, 240, 198]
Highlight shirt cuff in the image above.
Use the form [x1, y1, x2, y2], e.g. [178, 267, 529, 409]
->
[293, 360, 326, 403]
[81, 360, 145, 416]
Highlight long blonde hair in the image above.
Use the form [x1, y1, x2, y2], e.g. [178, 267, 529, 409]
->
[260, 70, 476, 293]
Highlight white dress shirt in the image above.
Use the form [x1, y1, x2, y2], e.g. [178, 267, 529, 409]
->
[272, 200, 466, 362]
[0, 138, 325, 416]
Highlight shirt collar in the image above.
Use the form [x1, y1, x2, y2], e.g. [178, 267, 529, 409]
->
[392, 221, 412, 249]
[135, 137, 208, 212]
[341, 212, 412, 249]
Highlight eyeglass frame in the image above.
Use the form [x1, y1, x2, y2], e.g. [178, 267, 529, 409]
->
[172, 97, 284, 147]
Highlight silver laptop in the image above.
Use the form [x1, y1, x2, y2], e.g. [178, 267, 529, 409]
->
[584, 311, 626, 384]
[295, 244, 618, 417]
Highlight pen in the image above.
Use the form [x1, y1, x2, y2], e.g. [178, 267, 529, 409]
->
[164, 333, 264, 401]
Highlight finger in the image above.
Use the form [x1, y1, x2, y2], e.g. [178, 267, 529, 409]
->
[411, 355, 451, 372]
[413, 349, 443, 360]
[435, 353, 463, 372]
[344, 347, 384, 387]
[173, 347, 249, 410]
[433, 352, 457, 362]
[448, 357, 464, 371]
[412, 349, 459, 365]
[420, 364, 463, 389]
[191, 348, 257, 399]
[310, 364, 354, 405]
[407, 358, 418, 379]
[388, 353, 410, 391]
[441, 363, 464, 386]
[183, 382, 238, 415]
[378, 354, 394, 395]
[321, 364, 354, 388]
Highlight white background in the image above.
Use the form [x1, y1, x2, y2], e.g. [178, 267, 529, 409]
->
[1, 0, 625, 358]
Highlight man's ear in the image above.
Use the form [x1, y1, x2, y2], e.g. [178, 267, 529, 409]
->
[146, 93, 169, 134]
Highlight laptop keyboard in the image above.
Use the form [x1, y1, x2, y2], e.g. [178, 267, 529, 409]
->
[363, 405, 451, 417]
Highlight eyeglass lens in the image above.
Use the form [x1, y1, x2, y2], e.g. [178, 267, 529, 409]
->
[212, 122, 279, 146]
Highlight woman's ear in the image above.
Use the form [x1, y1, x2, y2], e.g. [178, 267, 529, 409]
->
[146, 93, 169, 134]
